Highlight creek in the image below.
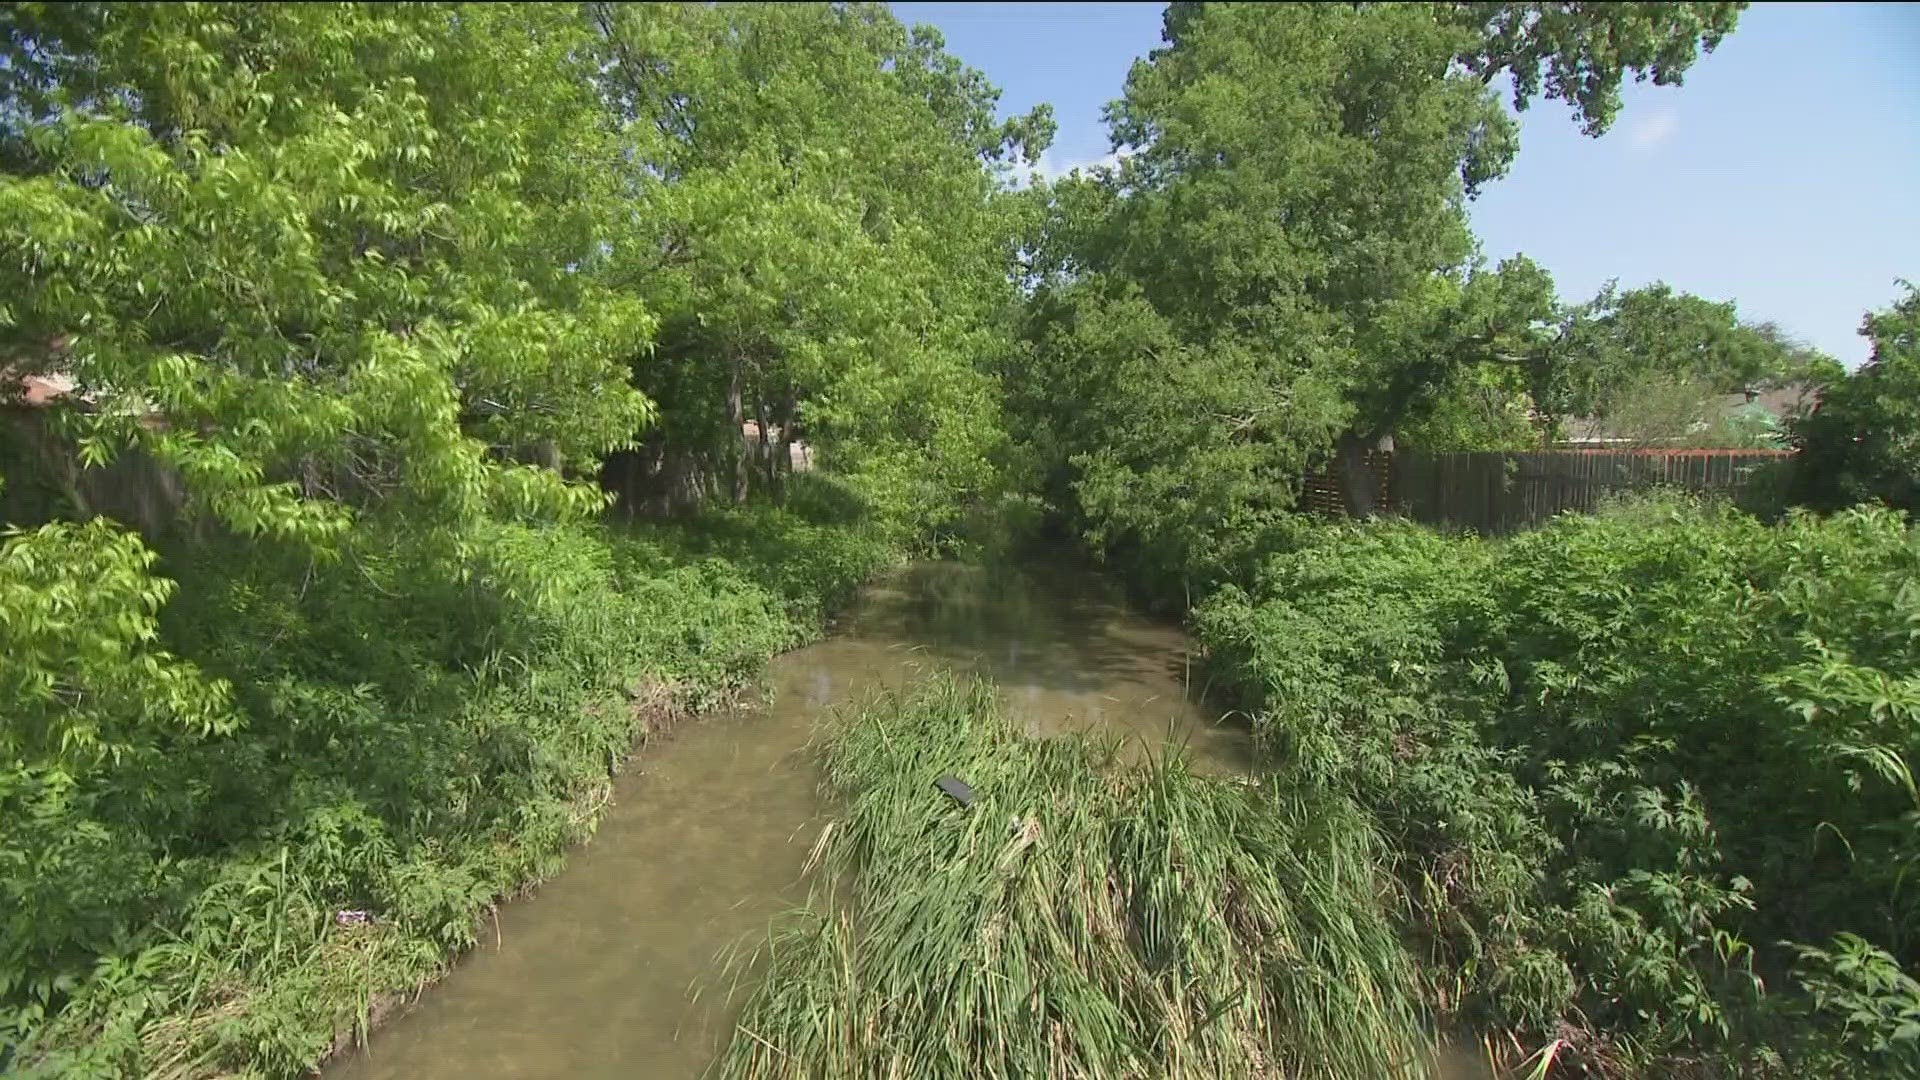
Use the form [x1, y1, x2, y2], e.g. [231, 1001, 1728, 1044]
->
[327, 560, 1246, 1079]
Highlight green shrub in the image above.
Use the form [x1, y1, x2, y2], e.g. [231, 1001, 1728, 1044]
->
[1194, 498, 1920, 1076]
[2, 507, 900, 1078]
[1194, 522, 1562, 1038]
[0, 522, 238, 1040]
[1791, 284, 1920, 515]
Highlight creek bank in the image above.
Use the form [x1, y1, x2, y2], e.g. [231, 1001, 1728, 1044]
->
[306, 516, 907, 1074]
[11, 506, 903, 1080]
[324, 557, 1239, 1080]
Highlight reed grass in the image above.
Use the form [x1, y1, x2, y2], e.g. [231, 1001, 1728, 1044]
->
[719, 673, 1431, 1080]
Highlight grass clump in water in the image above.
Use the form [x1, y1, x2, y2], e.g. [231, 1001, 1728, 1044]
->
[720, 674, 1429, 1080]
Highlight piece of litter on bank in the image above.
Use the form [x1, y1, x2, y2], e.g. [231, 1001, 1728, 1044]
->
[935, 776, 974, 808]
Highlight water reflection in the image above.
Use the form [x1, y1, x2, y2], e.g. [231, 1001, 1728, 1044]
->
[834, 561, 1245, 768]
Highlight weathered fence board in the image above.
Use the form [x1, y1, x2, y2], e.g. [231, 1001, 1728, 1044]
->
[1, 409, 188, 531]
[1302, 448, 1793, 535]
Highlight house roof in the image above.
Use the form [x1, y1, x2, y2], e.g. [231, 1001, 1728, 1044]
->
[1561, 381, 1821, 445]
[14, 371, 75, 406]
[3, 336, 78, 407]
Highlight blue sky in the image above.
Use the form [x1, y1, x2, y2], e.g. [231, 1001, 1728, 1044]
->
[893, 2, 1919, 366]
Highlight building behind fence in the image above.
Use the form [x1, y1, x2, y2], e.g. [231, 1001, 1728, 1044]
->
[1301, 448, 1795, 535]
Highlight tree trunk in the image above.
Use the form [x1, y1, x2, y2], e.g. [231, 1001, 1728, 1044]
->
[727, 356, 748, 505]
[773, 388, 798, 505]
[755, 391, 775, 497]
[1333, 431, 1393, 519]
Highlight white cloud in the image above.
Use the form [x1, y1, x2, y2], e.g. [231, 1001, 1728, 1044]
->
[1623, 109, 1681, 149]
[1031, 146, 1131, 183]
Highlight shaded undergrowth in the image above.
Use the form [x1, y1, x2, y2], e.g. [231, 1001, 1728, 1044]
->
[3, 484, 902, 1079]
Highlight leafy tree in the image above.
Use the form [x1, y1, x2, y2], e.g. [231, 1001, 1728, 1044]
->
[0, 2, 658, 1052]
[1579, 371, 1782, 449]
[1011, 273, 1347, 589]
[1792, 284, 1920, 513]
[1449, 2, 1746, 134]
[1014, 3, 1514, 567]
[0, 519, 238, 1015]
[1009, 2, 1741, 580]
[1354, 254, 1561, 450]
[1536, 282, 1838, 434]
[590, 3, 1051, 532]
[0, 3, 654, 546]
[1394, 363, 1541, 452]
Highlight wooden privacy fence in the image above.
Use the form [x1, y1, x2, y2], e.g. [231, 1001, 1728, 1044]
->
[1302, 448, 1795, 535]
[0, 409, 188, 531]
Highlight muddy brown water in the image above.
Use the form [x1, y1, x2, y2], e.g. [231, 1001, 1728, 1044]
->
[326, 561, 1247, 1080]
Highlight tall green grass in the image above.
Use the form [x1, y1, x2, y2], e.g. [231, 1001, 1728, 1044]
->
[719, 674, 1430, 1080]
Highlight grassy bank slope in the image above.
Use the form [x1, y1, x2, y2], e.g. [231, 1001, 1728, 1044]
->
[5, 489, 900, 1079]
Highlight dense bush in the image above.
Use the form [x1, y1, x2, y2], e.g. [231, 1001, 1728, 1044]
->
[1, 501, 901, 1078]
[1195, 497, 1920, 1076]
[1793, 284, 1920, 515]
